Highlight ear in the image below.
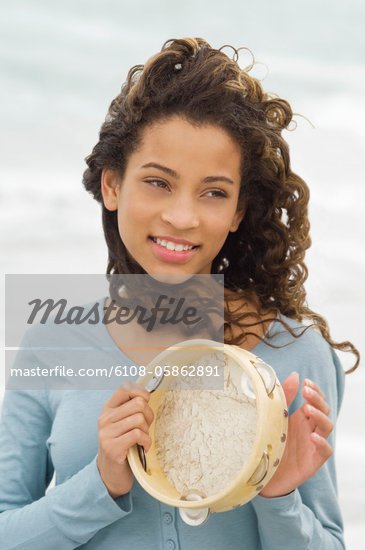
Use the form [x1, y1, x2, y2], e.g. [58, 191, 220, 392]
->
[101, 168, 120, 211]
[229, 203, 246, 232]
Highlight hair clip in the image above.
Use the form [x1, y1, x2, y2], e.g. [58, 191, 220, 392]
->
[174, 63, 183, 71]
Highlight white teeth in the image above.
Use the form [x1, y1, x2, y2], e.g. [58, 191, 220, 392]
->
[155, 238, 194, 251]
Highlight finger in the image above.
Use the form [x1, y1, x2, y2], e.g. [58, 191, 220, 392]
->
[108, 412, 151, 438]
[118, 429, 152, 458]
[304, 404, 333, 437]
[108, 430, 153, 464]
[105, 385, 151, 409]
[302, 384, 330, 416]
[103, 397, 154, 426]
[310, 432, 333, 461]
[303, 378, 325, 399]
[281, 372, 300, 408]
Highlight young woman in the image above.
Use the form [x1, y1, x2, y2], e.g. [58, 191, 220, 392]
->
[0, 37, 359, 549]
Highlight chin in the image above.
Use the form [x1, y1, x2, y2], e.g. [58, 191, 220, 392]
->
[147, 272, 195, 285]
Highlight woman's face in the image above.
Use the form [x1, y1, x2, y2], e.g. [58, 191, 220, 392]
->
[102, 115, 245, 277]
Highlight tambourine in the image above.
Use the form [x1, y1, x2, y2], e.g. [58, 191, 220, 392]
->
[127, 339, 288, 526]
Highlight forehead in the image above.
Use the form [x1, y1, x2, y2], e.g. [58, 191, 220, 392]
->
[128, 116, 243, 178]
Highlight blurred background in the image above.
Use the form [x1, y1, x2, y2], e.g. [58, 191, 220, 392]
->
[1, 0, 364, 546]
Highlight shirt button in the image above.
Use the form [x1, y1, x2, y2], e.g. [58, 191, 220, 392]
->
[163, 512, 173, 525]
[166, 540, 176, 550]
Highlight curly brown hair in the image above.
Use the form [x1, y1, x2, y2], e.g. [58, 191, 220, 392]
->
[83, 37, 359, 373]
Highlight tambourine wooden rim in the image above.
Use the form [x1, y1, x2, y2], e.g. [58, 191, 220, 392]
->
[127, 339, 288, 520]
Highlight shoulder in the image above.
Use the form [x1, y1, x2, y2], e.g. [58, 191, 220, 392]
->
[6, 298, 115, 393]
[22, 298, 108, 344]
[256, 314, 345, 415]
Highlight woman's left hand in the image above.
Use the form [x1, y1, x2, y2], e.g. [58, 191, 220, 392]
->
[259, 372, 334, 498]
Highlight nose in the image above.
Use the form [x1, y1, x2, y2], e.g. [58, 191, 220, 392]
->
[160, 194, 199, 229]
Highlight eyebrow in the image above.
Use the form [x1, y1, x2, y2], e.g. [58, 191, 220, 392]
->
[141, 162, 234, 185]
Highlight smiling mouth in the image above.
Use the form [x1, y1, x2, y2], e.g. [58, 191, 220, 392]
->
[149, 237, 199, 252]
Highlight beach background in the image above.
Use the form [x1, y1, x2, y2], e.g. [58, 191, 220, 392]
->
[1, 0, 364, 546]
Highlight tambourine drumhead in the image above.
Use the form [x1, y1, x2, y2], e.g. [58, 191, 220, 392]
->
[127, 339, 288, 522]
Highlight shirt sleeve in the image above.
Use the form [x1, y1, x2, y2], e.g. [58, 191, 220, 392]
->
[251, 343, 346, 549]
[0, 344, 133, 549]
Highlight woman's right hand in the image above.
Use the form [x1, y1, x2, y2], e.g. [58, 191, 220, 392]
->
[96, 385, 154, 499]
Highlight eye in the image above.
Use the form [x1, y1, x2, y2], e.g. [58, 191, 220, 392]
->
[204, 189, 228, 198]
[145, 178, 170, 190]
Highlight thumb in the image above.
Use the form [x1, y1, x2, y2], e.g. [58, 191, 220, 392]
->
[281, 371, 300, 408]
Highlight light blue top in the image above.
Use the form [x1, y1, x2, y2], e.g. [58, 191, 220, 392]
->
[0, 308, 346, 549]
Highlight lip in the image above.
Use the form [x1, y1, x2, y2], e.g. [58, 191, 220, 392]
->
[151, 235, 199, 247]
[149, 237, 200, 264]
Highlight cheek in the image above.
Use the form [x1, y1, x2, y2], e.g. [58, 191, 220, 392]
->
[208, 221, 233, 250]
[210, 208, 238, 236]
[116, 198, 151, 242]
